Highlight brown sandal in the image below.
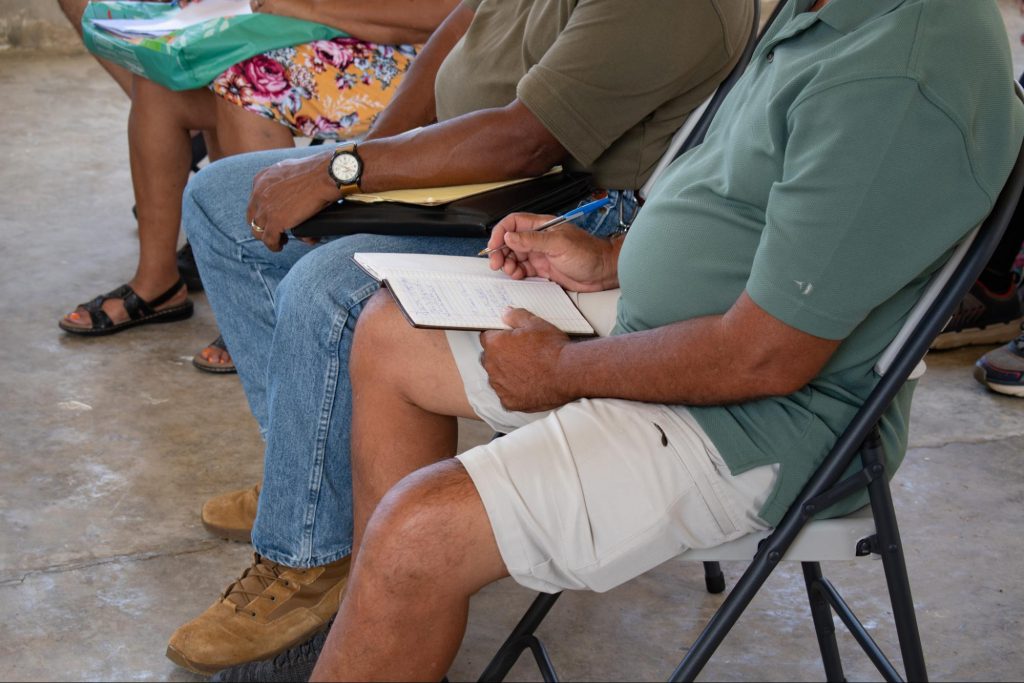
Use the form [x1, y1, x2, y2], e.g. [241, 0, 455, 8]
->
[192, 335, 237, 374]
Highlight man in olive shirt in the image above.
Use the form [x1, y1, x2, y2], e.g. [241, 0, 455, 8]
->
[172, 0, 750, 674]
[304, 0, 1023, 679]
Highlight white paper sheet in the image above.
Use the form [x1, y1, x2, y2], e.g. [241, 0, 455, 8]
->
[353, 253, 595, 334]
[93, 0, 252, 37]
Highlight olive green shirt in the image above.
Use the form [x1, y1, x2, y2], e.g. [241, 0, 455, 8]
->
[615, 0, 1024, 525]
[434, 0, 753, 190]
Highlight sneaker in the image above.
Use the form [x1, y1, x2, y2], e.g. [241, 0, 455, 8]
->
[166, 553, 349, 675]
[210, 617, 333, 682]
[974, 332, 1024, 397]
[931, 281, 1023, 350]
[202, 484, 260, 543]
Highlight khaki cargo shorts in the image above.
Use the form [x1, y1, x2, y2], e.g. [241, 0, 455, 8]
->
[447, 290, 777, 593]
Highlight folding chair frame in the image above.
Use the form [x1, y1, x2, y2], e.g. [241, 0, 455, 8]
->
[473, 35, 1024, 683]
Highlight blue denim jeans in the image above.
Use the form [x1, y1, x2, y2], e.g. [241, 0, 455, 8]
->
[184, 144, 637, 568]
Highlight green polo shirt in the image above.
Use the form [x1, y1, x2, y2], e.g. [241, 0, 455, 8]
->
[615, 0, 1024, 525]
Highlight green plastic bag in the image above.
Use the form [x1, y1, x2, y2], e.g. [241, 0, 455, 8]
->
[82, 2, 347, 91]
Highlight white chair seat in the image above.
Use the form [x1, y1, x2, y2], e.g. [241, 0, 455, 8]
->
[682, 507, 875, 562]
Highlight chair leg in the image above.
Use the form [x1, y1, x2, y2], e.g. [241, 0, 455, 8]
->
[862, 430, 928, 682]
[802, 562, 846, 682]
[478, 592, 561, 682]
[670, 549, 783, 682]
[703, 561, 726, 594]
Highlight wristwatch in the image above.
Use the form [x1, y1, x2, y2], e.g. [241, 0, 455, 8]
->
[328, 143, 363, 194]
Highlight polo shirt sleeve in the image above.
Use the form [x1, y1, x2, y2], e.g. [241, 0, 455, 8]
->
[516, 0, 736, 167]
[746, 77, 993, 341]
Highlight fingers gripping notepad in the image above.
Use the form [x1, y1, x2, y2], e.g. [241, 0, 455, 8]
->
[354, 253, 596, 335]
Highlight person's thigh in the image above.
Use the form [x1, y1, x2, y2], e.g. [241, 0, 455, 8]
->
[131, 76, 219, 132]
[456, 399, 776, 594]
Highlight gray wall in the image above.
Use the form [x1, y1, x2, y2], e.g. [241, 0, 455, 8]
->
[0, 0, 80, 50]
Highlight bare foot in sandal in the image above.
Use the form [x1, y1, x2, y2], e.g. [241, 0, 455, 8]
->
[193, 335, 237, 374]
[60, 278, 192, 336]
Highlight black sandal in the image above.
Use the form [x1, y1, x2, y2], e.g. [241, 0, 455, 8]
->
[59, 279, 193, 336]
[192, 335, 237, 374]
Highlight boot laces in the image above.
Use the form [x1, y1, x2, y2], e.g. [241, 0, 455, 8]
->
[222, 554, 307, 613]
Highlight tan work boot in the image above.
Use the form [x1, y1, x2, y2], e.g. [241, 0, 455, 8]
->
[202, 483, 260, 543]
[166, 553, 350, 675]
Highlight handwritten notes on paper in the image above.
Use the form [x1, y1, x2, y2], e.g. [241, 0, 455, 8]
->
[353, 253, 595, 335]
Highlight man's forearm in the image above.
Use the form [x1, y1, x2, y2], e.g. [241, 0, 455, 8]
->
[557, 316, 765, 407]
[555, 295, 837, 407]
[359, 102, 566, 192]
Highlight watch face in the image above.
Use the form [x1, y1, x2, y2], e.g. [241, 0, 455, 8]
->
[331, 152, 361, 185]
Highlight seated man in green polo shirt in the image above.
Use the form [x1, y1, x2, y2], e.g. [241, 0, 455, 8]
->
[297, 0, 1022, 678]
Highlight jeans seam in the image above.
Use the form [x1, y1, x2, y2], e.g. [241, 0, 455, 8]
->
[299, 281, 380, 564]
[232, 239, 280, 325]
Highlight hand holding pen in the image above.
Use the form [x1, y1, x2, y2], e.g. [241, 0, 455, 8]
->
[478, 197, 612, 256]
[485, 197, 623, 293]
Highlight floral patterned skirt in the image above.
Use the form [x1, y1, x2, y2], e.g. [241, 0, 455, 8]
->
[210, 38, 418, 140]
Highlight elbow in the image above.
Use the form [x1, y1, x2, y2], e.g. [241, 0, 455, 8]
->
[742, 354, 817, 398]
[763, 369, 814, 397]
[510, 150, 562, 178]
[503, 134, 566, 178]
[498, 101, 568, 178]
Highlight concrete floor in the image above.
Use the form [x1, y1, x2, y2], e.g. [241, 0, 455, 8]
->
[2, 6, 1024, 680]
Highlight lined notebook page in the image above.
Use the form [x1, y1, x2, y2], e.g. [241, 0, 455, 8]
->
[353, 253, 594, 335]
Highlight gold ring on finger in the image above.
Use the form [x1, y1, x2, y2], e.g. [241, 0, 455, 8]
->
[250, 219, 266, 235]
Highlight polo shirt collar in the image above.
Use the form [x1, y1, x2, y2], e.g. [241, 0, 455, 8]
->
[814, 0, 907, 34]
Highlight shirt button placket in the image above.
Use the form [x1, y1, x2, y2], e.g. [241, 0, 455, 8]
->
[766, 50, 775, 63]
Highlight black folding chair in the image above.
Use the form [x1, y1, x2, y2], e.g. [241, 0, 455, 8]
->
[474, 90, 1024, 682]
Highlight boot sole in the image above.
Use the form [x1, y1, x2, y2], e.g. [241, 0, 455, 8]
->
[167, 613, 338, 676]
[931, 319, 1024, 350]
[166, 644, 222, 676]
[202, 520, 253, 544]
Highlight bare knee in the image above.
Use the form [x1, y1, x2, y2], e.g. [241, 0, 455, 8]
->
[351, 290, 414, 392]
[357, 461, 501, 596]
[351, 289, 472, 416]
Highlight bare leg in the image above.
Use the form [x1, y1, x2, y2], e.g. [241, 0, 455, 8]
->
[57, 0, 135, 96]
[313, 291, 508, 681]
[127, 78, 213, 296]
[315, 461, 509, 682]
[63, 77, 218, 328]
[64, 80, 296, 330]
[214, 96, 295, 155]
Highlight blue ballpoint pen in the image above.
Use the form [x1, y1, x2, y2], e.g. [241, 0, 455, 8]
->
[477, 196, 613, 256]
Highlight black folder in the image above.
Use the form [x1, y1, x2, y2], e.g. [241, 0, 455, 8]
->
[291, 172, 595, 239]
